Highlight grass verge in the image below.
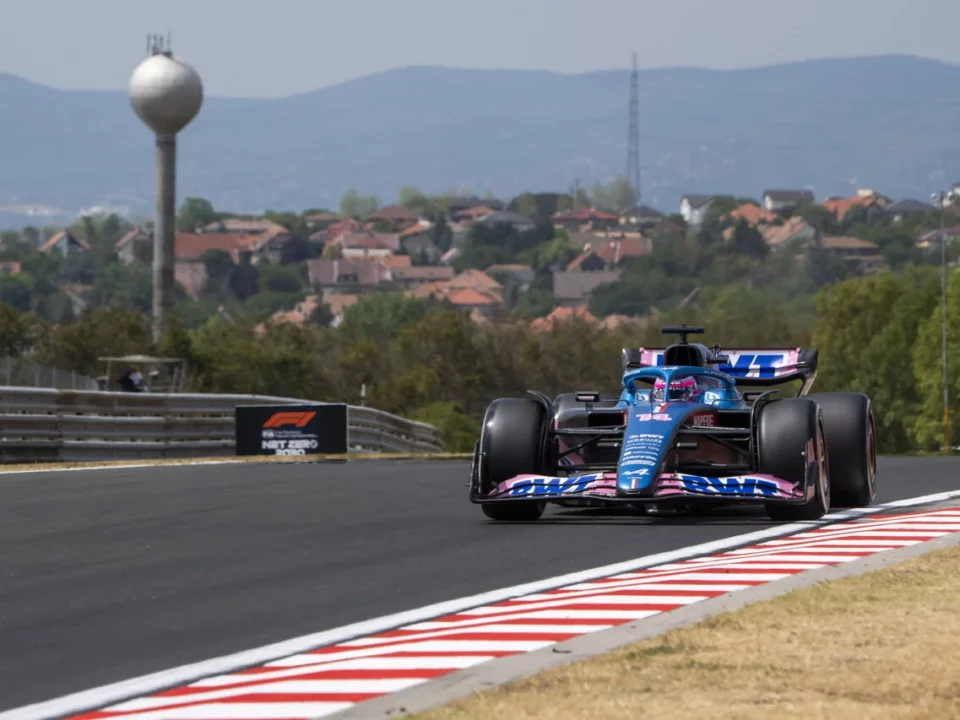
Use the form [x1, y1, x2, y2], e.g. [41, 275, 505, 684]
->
[0, 452, 472, 474]
[411, 543, 960, 719]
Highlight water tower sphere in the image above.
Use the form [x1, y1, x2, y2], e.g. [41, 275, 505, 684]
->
[128, 53, 203, 135]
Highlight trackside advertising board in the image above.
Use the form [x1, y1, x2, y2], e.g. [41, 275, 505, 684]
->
[235, 404, 348, 456]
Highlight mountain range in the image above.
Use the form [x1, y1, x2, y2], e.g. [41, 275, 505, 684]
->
[2, 54, 960, 228]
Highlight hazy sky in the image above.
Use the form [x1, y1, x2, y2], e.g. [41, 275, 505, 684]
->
[2, 0, 958, 97]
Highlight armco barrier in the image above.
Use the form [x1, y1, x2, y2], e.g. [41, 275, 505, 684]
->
[0, 386, 444, 463]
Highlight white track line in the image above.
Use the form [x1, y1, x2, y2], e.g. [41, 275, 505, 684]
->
[3, 489, 960, 720]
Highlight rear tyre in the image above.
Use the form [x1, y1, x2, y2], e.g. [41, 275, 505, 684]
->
[758, 398, 830, 522]
[478, 398, 550, 522]
[807, 392, 877, 508]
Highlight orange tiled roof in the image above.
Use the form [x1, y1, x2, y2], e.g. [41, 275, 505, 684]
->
[382, 254, 413, 268]
[821, 235, 880, 251]
[444, 286, 501, 306]
[727, 203, 778, 226]
[448, 268, 502, 291]
[761, 216, 813, 245]
[530, 305, 598, 332]
[175, 232, 253, 261]
[595, 237, 651, 264]
[39, 231, 91, 253]
[822, 195, 880, 221]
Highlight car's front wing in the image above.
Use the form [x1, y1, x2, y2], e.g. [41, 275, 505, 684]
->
[474, 471, 807, 504]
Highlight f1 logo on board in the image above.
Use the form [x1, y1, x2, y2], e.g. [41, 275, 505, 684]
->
[262, 411, 317, 429]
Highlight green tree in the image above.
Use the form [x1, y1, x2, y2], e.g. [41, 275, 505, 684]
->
[177, 197, 220, 232]
[0, 302, 40, 357]
[339, 190, 380, 220]
[0, 275, 32, 311]
[609, 177, 637, 211]
[338, 293, 433, 341]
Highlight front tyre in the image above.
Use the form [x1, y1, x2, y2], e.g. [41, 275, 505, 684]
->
[807, 392, 877, 508]
[477, 398, 550, 522]
[758, 398, 830, 522]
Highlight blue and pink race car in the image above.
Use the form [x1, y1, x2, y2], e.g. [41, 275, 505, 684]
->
[469, 325, 877, 522]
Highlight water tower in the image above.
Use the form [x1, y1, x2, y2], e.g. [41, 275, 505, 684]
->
[128, 34, 203, 343]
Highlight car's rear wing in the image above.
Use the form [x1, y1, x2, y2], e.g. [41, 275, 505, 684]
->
[623, 346, 819, 393]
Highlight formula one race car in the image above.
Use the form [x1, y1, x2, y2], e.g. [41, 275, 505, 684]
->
[469, 325, 877, 522]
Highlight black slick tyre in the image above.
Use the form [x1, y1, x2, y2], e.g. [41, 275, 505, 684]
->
[807, 392, 877, 508]
[757, 398, 830, 521]
[478, 398, 550, 522]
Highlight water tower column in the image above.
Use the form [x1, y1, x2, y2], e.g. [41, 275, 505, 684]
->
[154, 133, 177, 340]
[128, 35, 203, 344]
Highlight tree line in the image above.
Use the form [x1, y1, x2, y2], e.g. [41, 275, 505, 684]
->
[0, 263, 953, 454]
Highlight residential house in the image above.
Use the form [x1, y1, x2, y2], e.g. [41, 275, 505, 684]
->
[726, 203, 778, 227]
[304, 211, 340, 231]
[174, 232, 252, 262]
[383, 254, 413, 270]
[321, 219, 367, 244]
[410, 268, 505, 317]
[485, 264, 535, 288]
[244, 226, 294, 264]
[366, 205, 420, 231]
[452, 206, 497, 223]
[325, 293, 361, 327]
[307, 257, 393, 294]
[595, 235, 651, 266]
[761, 216, 817, 247]
[552, 208, 619, 231]
[448, 196, 505, 215]
[399, 223, 440, 262]
[887, 199, 936, 223]
[439, 247, 460, 265]
[566, 250, 609, 272]
[552, 270, 622, 308]
[619, 205, 664, 227]
[202, 218, 287, 235]
[475, 210, 537, 233]
[917, 226, 960, 249]
[58, 284, 92, 315]
[391, 265, 455, 289]
[763, 190, 815, 213]
[679, 195, 716, 227]
[647, 219, 686, 240]
[566, 231, 602, 250]
[175, 262, 208, 300]
[334, 231, 400, 259]
[115, 226, 152, 265]
[822, 189, 891, 222]
[819, 236, 887, 273]
[39, 231, 90, 256]
[530, 305, 599, 333]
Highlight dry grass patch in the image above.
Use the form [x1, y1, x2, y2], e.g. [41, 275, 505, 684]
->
[412, 543, 960, 720]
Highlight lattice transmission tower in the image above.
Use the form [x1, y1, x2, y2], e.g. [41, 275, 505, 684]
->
[626, 52, 641, 203]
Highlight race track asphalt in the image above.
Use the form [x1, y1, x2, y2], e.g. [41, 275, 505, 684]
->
[0, 455, 958, 711]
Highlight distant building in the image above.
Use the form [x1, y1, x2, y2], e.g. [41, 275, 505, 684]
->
[763, 189, 815, 213]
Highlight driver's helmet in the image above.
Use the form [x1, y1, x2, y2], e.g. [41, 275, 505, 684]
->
[652, 375, 699, 402]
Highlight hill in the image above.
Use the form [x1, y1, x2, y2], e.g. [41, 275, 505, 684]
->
[2, 54, 960, 224]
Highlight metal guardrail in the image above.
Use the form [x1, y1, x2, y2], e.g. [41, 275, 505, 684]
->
[0, 386, 445, 463]
[0, 357, 100, 391]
